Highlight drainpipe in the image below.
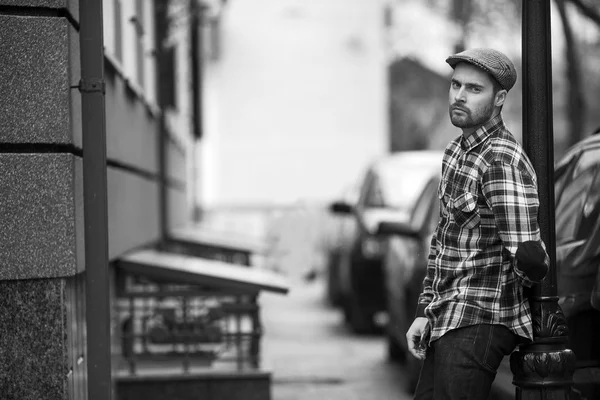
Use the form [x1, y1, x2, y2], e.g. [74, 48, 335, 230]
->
[191, 0, 204, 142]
[511, 1, 576, 398]
[79, 0, 112, 399]
[191, 0, 204, 222]
[156, 0, 169, 246]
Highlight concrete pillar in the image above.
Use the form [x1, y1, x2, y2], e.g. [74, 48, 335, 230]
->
[0, 2, 86, 398]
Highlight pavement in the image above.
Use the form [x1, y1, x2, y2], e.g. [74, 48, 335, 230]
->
[260, 278, 413, 400]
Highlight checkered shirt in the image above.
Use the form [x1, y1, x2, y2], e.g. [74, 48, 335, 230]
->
[416, 114, 547, 343]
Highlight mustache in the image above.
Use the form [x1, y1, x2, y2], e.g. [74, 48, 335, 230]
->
[450, 104, 469, 113]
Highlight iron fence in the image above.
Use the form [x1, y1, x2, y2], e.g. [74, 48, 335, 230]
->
[113, 270, 262, 377]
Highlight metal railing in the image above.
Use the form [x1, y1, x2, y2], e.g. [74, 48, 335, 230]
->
[113, 272, 262, 377]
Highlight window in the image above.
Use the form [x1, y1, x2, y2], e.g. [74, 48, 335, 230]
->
[160, 46, 177, 108]
[410, 179, 439, 233]
[102, 0, 123, 63]
[378, 166, 436, 212]
[130, 0, 145, 89]
[358, 172, 384, 209]
[115, 0, 123, 62]
[102, 0, 157, 103]
[136, 3, 145, 89]
[365, 178, 385, 208]
[143, 0, 157, 105]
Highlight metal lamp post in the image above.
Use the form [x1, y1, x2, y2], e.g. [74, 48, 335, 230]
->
[510, 1, 577, 399]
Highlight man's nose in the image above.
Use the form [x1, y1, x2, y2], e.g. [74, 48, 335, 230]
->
[454, 88, 466, 102]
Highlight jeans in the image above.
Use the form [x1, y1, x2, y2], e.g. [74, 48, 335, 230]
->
[413, 324, 519, 400]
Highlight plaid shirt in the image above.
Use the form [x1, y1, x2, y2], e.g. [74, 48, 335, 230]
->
[416, 115, 547, 343]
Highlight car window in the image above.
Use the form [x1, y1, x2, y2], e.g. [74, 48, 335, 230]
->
[579, 167, 600, 236]
[554, 162, 571, 206]
[364, 176, 385, 208]
[426, 183, 441, 234]
[574, 148, 600, 177]
[377, 167, 438, 212]
[555, 148, 600, 244]
[410, 178, 438, 230]
[342, 184, 360, 206]
[356, 170, 373, 208]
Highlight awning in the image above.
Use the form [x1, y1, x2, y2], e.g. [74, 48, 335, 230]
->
[117, 249, 288, 295]
[167, 226, 268, 255]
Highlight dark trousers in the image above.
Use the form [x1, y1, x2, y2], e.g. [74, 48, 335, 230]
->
[413, 324, 519, 400]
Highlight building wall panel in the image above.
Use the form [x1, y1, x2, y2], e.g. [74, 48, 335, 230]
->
[0, 278, 71, 399]
[0, 153, 83, 280]
[105, 67, 160, 176]
[0, 15, 80, 145]
[167, 136, 187, 186]
[107, 167, 161, 260]
[168, 186, 188, 231]
[1, 0, 79, 21]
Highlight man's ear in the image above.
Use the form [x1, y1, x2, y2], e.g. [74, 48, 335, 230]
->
[495, 90, 507, 107]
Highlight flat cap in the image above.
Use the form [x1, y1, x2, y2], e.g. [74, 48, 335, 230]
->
[446, 48, 517, 91]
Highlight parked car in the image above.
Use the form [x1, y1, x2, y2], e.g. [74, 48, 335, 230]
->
[378, 133, 600, 397]
[329, 150, 444, 334]
[553, 132, 600, 400]
[376, 156, 442, 392]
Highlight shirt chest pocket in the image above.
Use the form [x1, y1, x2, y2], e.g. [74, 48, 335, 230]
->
[452, 190, 480, 229]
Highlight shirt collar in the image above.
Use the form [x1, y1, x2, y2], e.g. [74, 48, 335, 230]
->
[460, 114, 505, 152]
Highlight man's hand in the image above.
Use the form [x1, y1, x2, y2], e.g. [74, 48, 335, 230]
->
[406, 317, 429, 360]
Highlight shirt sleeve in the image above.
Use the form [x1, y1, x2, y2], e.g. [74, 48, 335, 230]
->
[481, 161, 549, 287]
[416, 224, 438, 318]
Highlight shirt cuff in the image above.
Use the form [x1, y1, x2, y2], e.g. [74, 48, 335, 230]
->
[415, 302, 428, 318]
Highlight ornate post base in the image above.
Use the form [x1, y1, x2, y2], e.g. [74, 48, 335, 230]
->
[510, 296, 578, 400]
[511, 345, 577, 400]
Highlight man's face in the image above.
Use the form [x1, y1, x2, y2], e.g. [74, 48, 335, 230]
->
[448, 62, 504, 132]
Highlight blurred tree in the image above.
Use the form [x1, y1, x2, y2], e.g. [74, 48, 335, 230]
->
[388, 0, 600, 153]
[442, 0, 600, 148]
[388, 58, 450, 152]
[567, 0, 600, 25]
[434, 0, 522, 50]
[564, 0, 600, 144]
[556, 0, 586, 148]
[451, 0, 472, 53]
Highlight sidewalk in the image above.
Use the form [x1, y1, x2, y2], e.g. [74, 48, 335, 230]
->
[260, 279, 413, 400]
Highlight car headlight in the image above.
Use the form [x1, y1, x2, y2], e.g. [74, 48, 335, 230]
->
[361, 237, 384, 259]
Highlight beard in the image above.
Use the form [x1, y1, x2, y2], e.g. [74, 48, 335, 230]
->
[449, 101, 495, 129]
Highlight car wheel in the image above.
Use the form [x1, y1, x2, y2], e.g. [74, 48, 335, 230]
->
[326, 254, 342, 307]
[346, 297, 375, 334]
[342, 299, 351, 323]
[387, 331, 406, 363]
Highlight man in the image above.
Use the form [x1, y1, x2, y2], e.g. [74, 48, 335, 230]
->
[405, 48, 549, 400]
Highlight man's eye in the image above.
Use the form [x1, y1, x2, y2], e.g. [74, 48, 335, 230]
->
[451, 82, 460, 89]
[471, 87, 481, 93]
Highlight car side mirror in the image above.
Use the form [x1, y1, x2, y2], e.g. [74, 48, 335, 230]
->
[377, 221, 421, 239]
[330, 201, 354, 215]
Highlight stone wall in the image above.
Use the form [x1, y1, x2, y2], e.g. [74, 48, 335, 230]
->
[0, 2, 85, 399]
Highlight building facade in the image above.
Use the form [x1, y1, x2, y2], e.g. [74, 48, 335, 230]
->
[0, 1, 214, 398]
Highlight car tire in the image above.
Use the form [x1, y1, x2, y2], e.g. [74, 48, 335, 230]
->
[346, 297, 375, 334]
[387, 331, 406, 363]
[326, 254, 342, 307]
